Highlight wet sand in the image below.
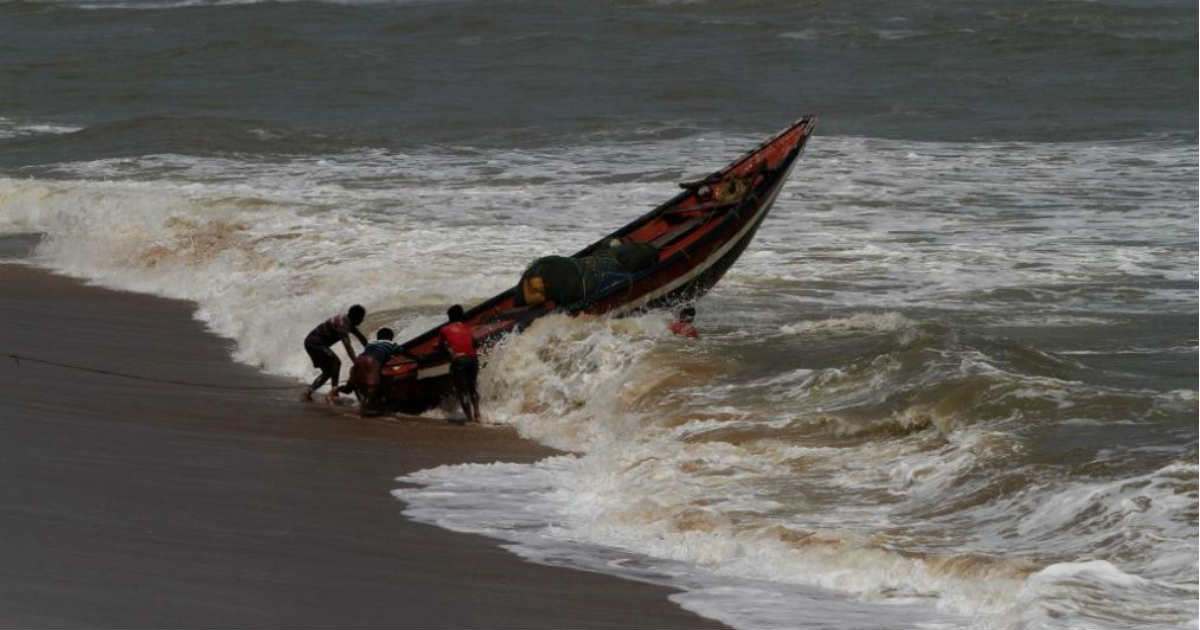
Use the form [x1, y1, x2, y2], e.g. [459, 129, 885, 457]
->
[0, 264, 726, 628]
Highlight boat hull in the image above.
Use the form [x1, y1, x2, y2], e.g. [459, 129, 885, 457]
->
[370, 117, 817, 415]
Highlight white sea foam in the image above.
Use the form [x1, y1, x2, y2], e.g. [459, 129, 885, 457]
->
[0, 166, 574, 378]
[398, 404, 1196, 629]
[980, 314, 1117, 328]
[0, 117, 82, 139]
[779, 311, 916, 336]
[14, 132, 1198, 318]
[779, 29, 819, 41]
[723, 136, 1198, 314]
[398, 309, 1197, 628]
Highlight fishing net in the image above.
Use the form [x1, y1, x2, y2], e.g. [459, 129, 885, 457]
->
[519, 256, 588, 306]
[516, 242, 660, 308]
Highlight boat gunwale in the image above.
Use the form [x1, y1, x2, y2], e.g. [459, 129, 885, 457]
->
[391, 116, 818, 367]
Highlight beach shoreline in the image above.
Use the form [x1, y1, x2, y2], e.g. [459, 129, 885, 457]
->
[0, 263, 727, 628]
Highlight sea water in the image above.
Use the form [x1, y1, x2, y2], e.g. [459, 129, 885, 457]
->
[2, 1, 1196, 627]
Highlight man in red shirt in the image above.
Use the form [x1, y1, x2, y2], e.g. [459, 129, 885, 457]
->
[438, 304, 482, 423]
[669, 306, 700, 339]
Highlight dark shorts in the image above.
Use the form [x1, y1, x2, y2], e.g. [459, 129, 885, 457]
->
[449, 356, 479, 395]
[304, 338, 340, 374]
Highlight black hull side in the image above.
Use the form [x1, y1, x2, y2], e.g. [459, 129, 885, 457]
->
[611, 139, 805, 314]
[643, 200, 774, 311]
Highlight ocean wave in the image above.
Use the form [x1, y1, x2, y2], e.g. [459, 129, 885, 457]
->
[1, 132, 1195, 629]
[779, 311, 917, 336]
[392, 302, 1196, 628]
[0, 175, 526, 380]
[0, 117, 82, 140]
[396, 409, 1197, 629]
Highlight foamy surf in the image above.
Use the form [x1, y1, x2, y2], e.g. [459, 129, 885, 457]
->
[0, 117, 83, 140]
[394, 313, 1196, 630]
[1, 130, 1195, 630]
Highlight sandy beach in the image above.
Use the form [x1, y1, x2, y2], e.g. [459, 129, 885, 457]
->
[0, 263, 726, 628]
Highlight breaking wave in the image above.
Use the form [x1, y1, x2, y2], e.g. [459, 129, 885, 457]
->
[397, 310, 1198, 629]
[1, 131, 1195, 629]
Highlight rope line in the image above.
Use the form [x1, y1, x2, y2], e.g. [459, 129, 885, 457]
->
[6, 352, 299, 391]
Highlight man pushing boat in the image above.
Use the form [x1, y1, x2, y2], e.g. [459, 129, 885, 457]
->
[338, 327, 414, 414]
[302, 304, 369, 403]
[438, 304, 482, 423]
[317, 118, 816, 416]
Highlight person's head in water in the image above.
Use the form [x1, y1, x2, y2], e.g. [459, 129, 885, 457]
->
[348, 304, 366, 325]
[447, 304, 465, 323]
[376, 327, 394, 340]
[679, 306, 696, 323]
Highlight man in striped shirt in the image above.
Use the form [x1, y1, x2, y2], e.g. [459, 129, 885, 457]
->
[338, 327, 412, 410]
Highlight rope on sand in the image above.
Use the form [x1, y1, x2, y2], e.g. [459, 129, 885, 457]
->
[5, 352, 299, 391]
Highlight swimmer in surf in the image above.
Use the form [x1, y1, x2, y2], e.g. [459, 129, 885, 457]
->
[669, 306, 699, 339]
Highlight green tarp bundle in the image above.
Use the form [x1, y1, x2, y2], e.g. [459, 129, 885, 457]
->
[518, 241, 659, 308]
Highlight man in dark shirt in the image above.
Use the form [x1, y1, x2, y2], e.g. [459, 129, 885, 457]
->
[302, 304, 368, 402]
[362, 328, 405, 365]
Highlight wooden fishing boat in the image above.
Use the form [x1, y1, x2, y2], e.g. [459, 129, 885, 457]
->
[366, 116, 817, 414]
